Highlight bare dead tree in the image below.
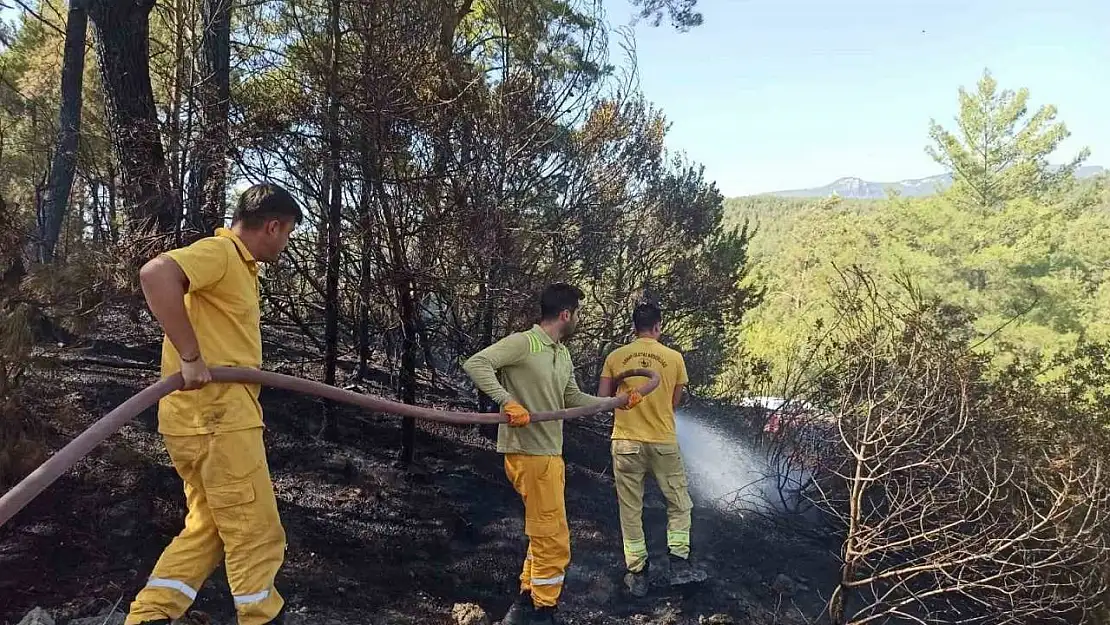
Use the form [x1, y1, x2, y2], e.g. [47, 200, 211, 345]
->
[797, 268, 1110, 625]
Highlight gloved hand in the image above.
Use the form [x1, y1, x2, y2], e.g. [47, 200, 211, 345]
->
[619, 391, 643, 410]
[502, 400, 531, 427]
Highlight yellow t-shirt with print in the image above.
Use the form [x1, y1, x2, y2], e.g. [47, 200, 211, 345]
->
[157, 228, 264, 436]
[602, 337, 688, 444]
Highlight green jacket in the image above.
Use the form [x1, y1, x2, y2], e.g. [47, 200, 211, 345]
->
[463, 324, 604, 455]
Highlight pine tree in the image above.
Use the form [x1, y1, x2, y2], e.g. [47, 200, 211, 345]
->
[926, 69, 1089, 210]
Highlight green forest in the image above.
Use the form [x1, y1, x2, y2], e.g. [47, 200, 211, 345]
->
[724, 71, 1110, 391]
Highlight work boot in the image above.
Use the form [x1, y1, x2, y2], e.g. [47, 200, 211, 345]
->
[529, 605, 561, 624]
[624, 567, 649, 598]
[668, 553, 707, 585]
[501, 591, 535, 625]
[264, 605, 287, 625]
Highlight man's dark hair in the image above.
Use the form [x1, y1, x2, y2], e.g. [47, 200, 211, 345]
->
[232, 183, 303, 229]
[540, 283, 584, 320]
[632, 302, 662, 332]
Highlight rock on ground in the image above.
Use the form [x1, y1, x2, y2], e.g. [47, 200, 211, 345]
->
[17, 608, 55, 625]
[771, 573, 798, 597]
[588, 574, 615, 605]
[68, 611, 127, 625]
[451, 603, 489, 625]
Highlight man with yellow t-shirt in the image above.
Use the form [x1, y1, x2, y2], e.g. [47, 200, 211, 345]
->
[125, 183, 301, 625]
[599, 302, 704, 597]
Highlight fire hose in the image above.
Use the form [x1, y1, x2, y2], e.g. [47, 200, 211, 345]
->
[0, 366, 660, 529]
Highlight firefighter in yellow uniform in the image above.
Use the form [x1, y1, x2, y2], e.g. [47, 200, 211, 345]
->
[599, 302, 705, 597]
[463, 283, 641, 625]
[126, 184, 302, 625]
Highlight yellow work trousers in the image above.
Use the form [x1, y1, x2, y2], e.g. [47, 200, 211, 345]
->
[611, 440, 693, 573]
[504, 454, 570, 608]
[126, 427, 286, 625]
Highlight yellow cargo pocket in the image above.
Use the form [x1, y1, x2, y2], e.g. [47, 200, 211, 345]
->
[612, 440, 643, 455]
[667, 473, 693, 512]
[653, 443, 680, 457]
[525, 457, 565, 538]
[612, 440, 643, 472]
[207, 479, 257, 530]
[526, 510, 562, 538]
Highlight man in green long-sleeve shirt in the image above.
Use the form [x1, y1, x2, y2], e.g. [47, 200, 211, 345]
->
[463, 283, 640, 625]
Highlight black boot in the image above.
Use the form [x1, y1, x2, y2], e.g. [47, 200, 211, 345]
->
[501, 590, 535, 625]
[624, 564, 649, 598]
[530, 605, 560, 625]
[668, 553, 707, 585]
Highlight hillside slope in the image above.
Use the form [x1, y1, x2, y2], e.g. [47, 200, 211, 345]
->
[0, 310, 836, 625]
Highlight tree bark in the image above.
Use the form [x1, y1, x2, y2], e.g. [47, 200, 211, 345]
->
[376, 175, 418, 466]
[37, 1, 87, 263]
[356, 134, 375, 380]
[318, 0, 342, 441]
[397, 278, 418, 466]
[87, 0, 178, 260]
[356, 212, 373, 380]
[187, 0, 231, 239]
[164, 0, 191, 240]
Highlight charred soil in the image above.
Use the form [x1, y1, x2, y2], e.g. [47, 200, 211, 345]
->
[1, 313, 837, 624]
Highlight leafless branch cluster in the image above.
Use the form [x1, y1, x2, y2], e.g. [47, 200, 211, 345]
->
[775, 268, 1110, 625]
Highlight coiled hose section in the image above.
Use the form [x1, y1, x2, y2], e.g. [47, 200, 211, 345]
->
[0, 366, 660, 528]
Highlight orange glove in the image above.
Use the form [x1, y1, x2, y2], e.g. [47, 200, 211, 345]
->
[620, 391, 643, 410]
[503, 400, 531, 427]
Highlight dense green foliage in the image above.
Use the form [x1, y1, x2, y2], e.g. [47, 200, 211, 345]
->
[726, 71, 1110, 385]
[0, 0, 746, 404]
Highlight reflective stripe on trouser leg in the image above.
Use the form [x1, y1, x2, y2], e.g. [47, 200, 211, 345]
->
[623, 539, 649, 574]
[505, 454, 570, 608]
[527, 528, 570, 605]
[234, 588, 273, 606]
[649, 443, 693, 560]
[612, 440, 649, 573]
[667, 530, 690, 556]
[127, 435, 226, 625]
[206, 428, 287, 625]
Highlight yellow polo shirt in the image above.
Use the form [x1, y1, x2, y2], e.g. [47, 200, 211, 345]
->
[157, 228, 264, 436]
[602, 337, 688, 444]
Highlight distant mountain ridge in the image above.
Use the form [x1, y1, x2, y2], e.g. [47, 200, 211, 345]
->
[764, 165, 1106, 200]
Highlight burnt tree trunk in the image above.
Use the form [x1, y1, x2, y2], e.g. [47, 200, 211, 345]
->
[318, 0, 343, 441]
[356, 179, 374, 380]
[187, 0, 230, 238]
[397, 278, 419, 466]
[376, 182, 418, 466]
[37, 1, 88, 263]
[87, 0, 178, 260]
[354, 12, 375, 381]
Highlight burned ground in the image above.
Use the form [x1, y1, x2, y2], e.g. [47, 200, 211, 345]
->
[0, 315, 838, 625]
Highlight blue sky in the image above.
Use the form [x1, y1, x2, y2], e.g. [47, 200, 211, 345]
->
[604, 0, 1110, 196]
[4, 1, 1104, 197]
